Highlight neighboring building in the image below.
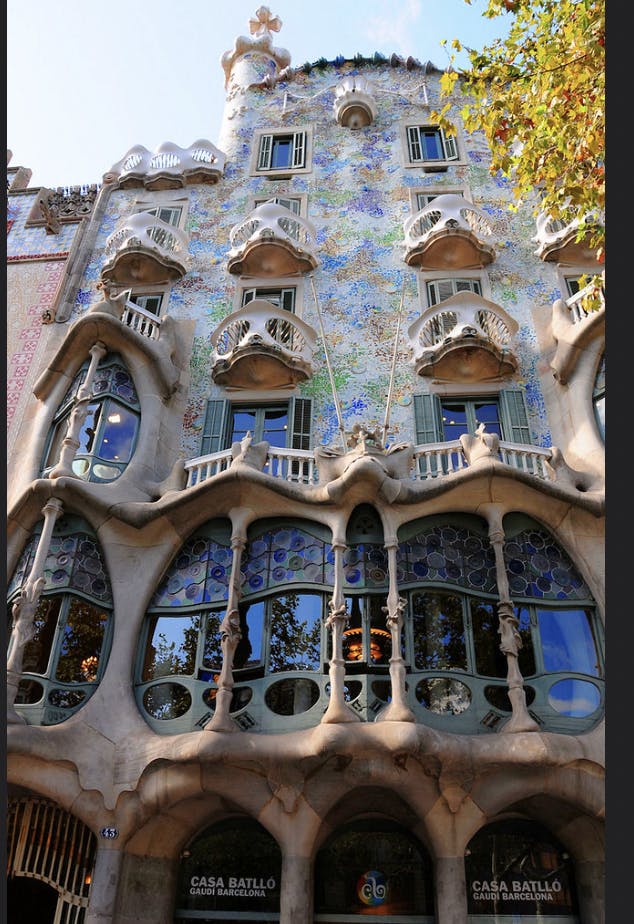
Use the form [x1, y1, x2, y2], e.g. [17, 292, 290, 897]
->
[6, 8, 605, 924]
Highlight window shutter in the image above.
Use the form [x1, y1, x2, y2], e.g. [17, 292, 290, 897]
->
[407, 126, 422, 162]
[289, 397, 312, 450]
[200, 399, 229, 455]
[442, 129, 459, 160]
[427, 278, 458, 305]
[499, 389, 532, 444]
[242, 288, 256, 306]
[257, 134, 272, 170]
[413, 394, 443, 444]
[292, 132, 306, 169]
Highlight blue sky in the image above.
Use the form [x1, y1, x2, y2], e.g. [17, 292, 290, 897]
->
[7, 0, 509, 189]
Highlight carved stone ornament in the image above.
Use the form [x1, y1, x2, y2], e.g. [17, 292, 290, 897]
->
[459, 422, 500, 464]
[221, 7, 291, 87]
[230, 433, 270, 471]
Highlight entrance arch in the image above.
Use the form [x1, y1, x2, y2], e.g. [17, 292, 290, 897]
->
[7, 876, 58, 924]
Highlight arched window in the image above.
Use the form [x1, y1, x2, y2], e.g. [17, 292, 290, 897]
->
[7, 796, 97, 924]
[593, 352, 605, 441]
[7, 516, 113, 725]
[42, 353, 140, 483]
[465, 819, 579, 921]
[175, 818, 281, 922]
[397, 514, 604, 734]
[314, 819, 434, 918]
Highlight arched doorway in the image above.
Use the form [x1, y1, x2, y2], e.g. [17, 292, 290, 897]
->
[465, 818, 580, 921]
[314, 818, 435, 921]
[6, 877, 58, 924]
[174, 817, 281, 923]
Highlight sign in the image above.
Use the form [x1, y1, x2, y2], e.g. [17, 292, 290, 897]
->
[357, 870, 387, 907]
[100, 827, 119, 839]
[189, 874, 276, 899]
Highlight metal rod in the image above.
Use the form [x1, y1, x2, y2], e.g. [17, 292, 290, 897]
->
[381, 280, 406, 448]
[309, 276, 348, 452]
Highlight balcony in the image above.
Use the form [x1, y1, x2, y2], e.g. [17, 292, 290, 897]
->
[533, 213, 601, 264]
[403, 194, 495, 270]
[226, 201, 318, 276]
[100, 211, 189, 286]
[210, 298, 317, 388]
[103, 140, 226, 189]
[407, 291, 518, 383]
[333, 76, 378, 129]
[550, 281, 605, 385]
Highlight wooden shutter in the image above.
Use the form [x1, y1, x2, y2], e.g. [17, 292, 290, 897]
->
[442, 128, 459, 160]
[257, 134, 272, 170]
[289, 397, 312, 449]
[499, 388, 532, 444]
[292, 132, 306, 169]
[407, 126, 422, 162]
[413, 394, 443, 444]
[200, 399, 229, 455]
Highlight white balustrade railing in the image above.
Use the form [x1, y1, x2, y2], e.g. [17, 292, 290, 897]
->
[183, 439, 553, 490]
[404, 194, 494, 248]
[121, 300, 162, 340]
[211, 299, 317, 364]
[409, 291, 518, 358]
[106, 140, 226, 184]
[565, 283, 606, 325]
[229, 201, 317, 252]
[104, 211, 189, 264]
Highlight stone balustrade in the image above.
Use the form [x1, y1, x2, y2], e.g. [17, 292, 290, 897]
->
[104, 140, 226, 189]
[565, 281, 605, 324]
[101, 211, 189, 285]
[120, 300, 162, 340]
[227, 201, 319, 275]
[403, 194, 495, 269]
[211, 298, 317, 387]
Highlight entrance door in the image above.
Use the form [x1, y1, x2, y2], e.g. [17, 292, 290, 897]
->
[7, 877, 59, 924]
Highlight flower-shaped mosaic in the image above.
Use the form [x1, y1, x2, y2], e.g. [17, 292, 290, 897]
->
[503, 529, 591, 600]
[151, 536, 232, 608]
[399, 526, 497, 594]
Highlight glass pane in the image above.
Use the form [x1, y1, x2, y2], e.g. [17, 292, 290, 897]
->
[343, 596, 364, 662]
[415, 677, 472, 714]
[98, 403, 138, 462]
[594, 394, 605, 439]
[20, 596, 61, 675]
[77, 403, 101, 453]
[235, 600, 264, 668]
[269, 593, 322, 671]
[368, 595, 391, 664]
[538, 608, 600, 676]
[472, 602, 535, 678]
[201, 611, 223, 671]
[262, 408, 288, 448]
[412, 591, 467, 670]
[142, 614, 199, 681]
[474, 401, 502, 436]
[421, 130, 443, 159]
[440, 402, 468, 440]
[271, 136, 292, 168]
[143, 682, 191, 720]
[55, 598, 108, 682]
[548, 678, 601, 716]
[230, 409, 257, 443]
[44, 419, 67, 470]
[265, 677, 320, 714]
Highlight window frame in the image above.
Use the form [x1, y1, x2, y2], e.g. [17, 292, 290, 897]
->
[236, 276, 304, 318]
[409, 185, 470, 214]
[401, 121, 464, 170]
[250, 127, 314, 177]
[251, 193, 307, 218]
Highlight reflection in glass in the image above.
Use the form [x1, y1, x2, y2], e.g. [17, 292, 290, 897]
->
[472, 602, 535, 678]
[415, 677, 472, 715]
[142, 614, 198, 681]
[265, 677, 320, 715]
[269, 593, 322, 671]
[537, 608, 600, 676]
[548, 678, 601, 716]
[143, 683, 192, 720]
[15, 680, 44, 705]
[235, 600, 264, 668]
[201, 611, 223, 670]
[20, 597, 61, 675]
[412, 591, 467, 670]
[55, 599, 107, 682]
[484, 684, 535, 713]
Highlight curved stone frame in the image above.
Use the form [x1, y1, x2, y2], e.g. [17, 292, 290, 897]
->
[7, 514, 115, 727]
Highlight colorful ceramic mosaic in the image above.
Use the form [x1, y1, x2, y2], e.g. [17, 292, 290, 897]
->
[8, 531, 113, 605]
[150, 535, 232, 608]
[503, 529, 591, 601]
[399, 526, 498, 594]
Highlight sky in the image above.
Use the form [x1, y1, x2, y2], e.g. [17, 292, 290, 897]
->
[7, 0, 509, 190]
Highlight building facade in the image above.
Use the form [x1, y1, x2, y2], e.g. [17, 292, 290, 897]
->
[7, 8, 605, 924]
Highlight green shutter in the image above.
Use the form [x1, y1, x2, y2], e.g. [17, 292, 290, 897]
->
[257, 134, 272, 170]
[289, 397, 312, 450]
[413, 394, 443, 444]
[201, 399, 229, 455]
[499, 388, 532, 444]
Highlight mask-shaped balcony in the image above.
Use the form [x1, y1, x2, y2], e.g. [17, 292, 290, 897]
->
[226, 201, 318, 276]
[100, 211, 189, 286]
[403, 194, 495, 270]
[550, 280, 605, 384]
[104, 140, 226, 189]
[407, 291, 519, 383]
[210, 298, 317, 388]
[333, 76, 378, 129]
[533, 213, 601, 264]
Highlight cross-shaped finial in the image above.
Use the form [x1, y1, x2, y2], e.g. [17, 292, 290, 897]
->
[249, 6, 282, 37]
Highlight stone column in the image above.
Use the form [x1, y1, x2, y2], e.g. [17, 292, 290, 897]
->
[113, 853, 178, 924]
[7, 497, 64, 723]
[279, 853, 312, 924]
[50, 340, 107, 478]
[435, 855, 468, 924]
[575, 859, 605, 924]
[206, 532, 247, 733]
[322, 539, 359, 724]
[85, 844, 124, 924]
[486, 507, 539, 733]
[377, 539, 415, 722]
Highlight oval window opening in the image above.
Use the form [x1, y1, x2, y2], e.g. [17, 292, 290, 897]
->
[265, 677, 320, 715]
[548, 678, 600, 716]
[203, 686, 252, 713]
[48, 688, 87, 709]
[15, 679, 44, 705]
[485, 684, 535, 713]
[415, 677, 472, 715]
[143, 683, 192, 720]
